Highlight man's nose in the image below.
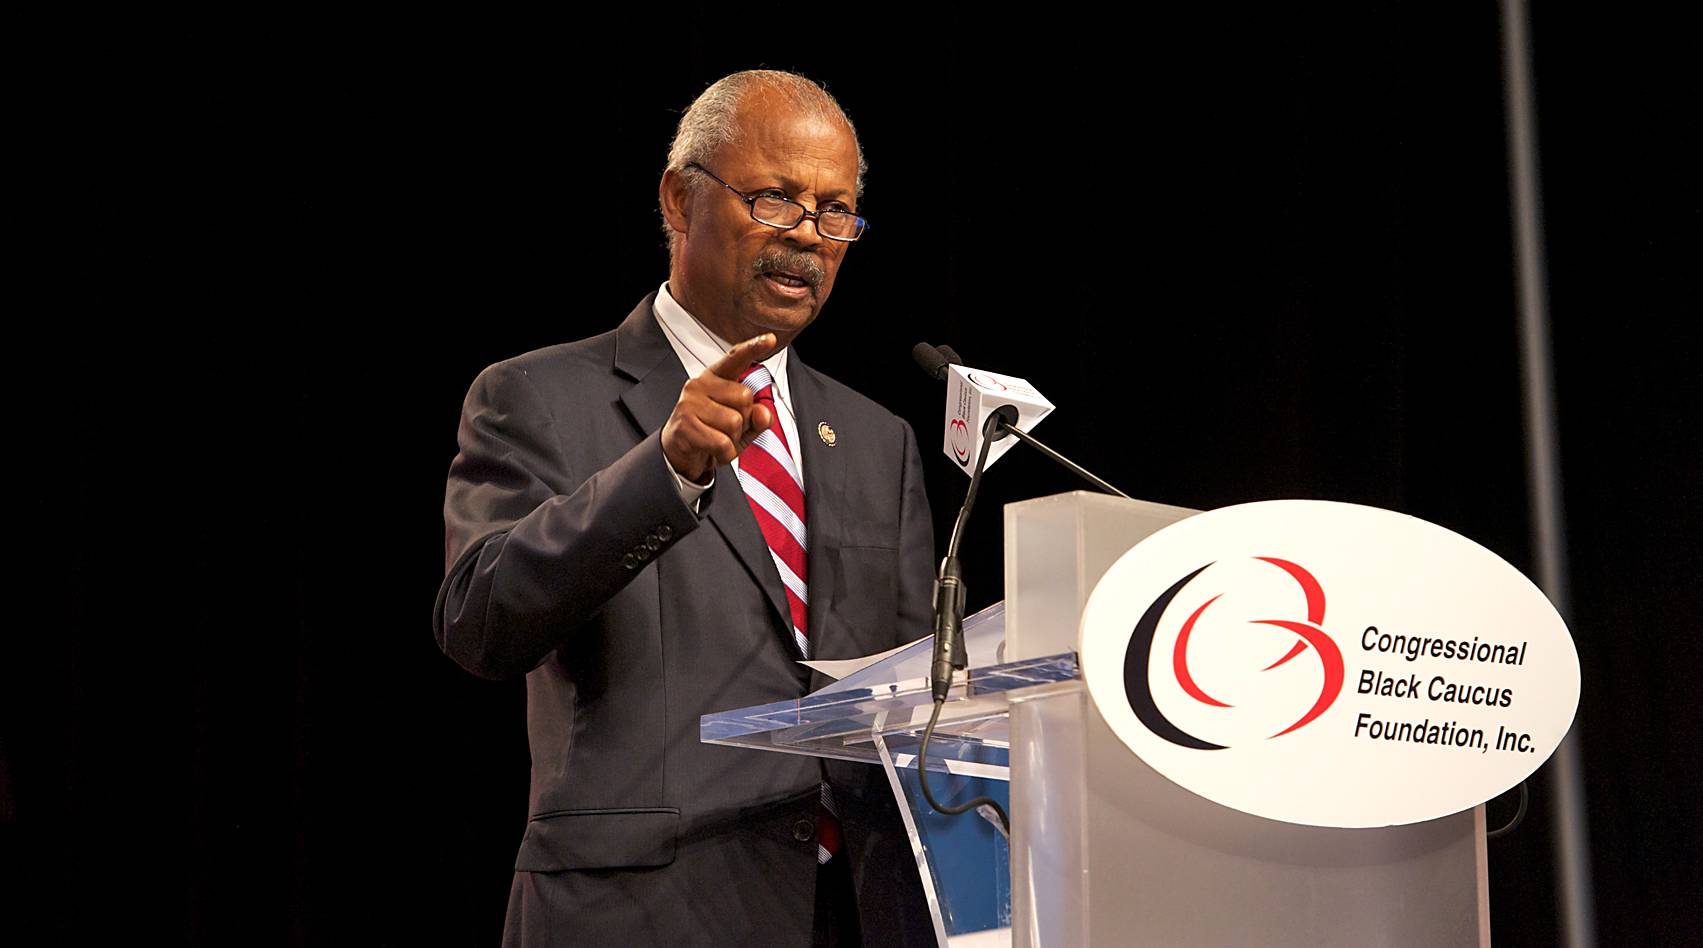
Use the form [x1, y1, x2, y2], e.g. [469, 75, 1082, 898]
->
[783, 211, 827, 248]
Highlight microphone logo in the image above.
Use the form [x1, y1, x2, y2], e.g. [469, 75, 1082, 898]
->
[948, 417, 973, 465]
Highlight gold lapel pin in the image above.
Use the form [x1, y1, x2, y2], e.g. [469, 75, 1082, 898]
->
[817, 421, 837, 447]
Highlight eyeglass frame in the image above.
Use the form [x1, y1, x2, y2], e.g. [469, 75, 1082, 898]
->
[684, 162, 869, 242]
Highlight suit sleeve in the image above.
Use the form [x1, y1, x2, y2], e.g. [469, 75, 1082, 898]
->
[432, 361, 702, 680]
[895, 419, 936, 645]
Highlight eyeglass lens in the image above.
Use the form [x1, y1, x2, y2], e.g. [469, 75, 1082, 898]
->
[751, 196, 862, 239]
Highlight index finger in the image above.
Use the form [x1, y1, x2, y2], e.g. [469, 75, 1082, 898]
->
[706, 333, 782, 380]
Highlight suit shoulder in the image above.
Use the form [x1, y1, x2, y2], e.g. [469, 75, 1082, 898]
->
[806, 365, 907, 418]
[494, 329, 619, 378]
[466, 329, 622, 397]
[795, 362, 918, 455]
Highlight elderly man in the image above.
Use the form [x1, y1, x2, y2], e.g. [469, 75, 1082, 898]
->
[434, 70, 936, 946]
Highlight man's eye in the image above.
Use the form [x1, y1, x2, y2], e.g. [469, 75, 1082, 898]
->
[756, 190, 789, 201]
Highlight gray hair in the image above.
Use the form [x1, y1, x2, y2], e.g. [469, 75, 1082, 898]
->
[660, 70, 866, 256]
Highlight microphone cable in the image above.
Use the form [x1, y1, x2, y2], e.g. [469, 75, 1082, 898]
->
[918, 408, 1010, 833]
[1486, 780, 1530, 839]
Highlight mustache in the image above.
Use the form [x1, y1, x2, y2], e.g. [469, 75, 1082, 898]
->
[752, 248, 826, 289]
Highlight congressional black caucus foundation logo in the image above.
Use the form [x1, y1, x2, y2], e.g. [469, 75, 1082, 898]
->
[1079, 500, 1580, 828]
[1125, 557, 1344, 751]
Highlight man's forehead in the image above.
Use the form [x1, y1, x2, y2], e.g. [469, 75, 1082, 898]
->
[735, 94, 852, 146]
[721, 99, 858, 190]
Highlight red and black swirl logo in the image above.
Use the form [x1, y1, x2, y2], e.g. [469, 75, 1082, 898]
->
[1124, 557, 1344, 750]
[948, 417, 972, 465]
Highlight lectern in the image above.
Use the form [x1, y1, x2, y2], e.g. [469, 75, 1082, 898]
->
[703, 493, 1488, 947]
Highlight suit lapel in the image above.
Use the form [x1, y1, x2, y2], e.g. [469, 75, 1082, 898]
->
[613, 296, 794, 639]
[614, 298, 684, 438]
[789, 353, 847, 661]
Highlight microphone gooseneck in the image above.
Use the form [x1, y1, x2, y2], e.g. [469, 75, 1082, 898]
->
[910, 339, 1129, 835]
[918, 409, 1010, 833]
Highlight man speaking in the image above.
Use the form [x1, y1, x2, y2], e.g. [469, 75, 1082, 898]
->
[434, 70, 936, 945]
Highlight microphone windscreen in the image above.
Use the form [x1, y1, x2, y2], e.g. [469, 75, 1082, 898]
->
[937, 345, 965, 367]
[912, 342, 950, 380]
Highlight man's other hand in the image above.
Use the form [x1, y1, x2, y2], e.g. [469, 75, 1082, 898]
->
[661, 333, 782, 484]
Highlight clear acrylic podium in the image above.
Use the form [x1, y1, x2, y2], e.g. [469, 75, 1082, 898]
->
[703, 493, 1489, 947]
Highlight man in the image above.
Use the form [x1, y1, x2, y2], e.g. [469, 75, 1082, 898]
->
[434, 71, 937, 946]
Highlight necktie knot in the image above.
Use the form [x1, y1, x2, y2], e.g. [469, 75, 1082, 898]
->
[740, 364, 776, 400]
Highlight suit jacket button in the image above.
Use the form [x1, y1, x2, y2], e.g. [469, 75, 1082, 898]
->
[656, 525, 673, 542]
[792, 819, 814, 843]
[645, 535, 663, 552]
[634, 546, 651, 561]
[622, 553, 638, 570]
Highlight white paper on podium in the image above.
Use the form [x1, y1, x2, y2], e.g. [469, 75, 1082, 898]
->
[801, 602, 1007, 694]
[800, 638, 922, 682]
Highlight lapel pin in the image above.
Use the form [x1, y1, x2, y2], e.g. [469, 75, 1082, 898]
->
[817, 421, 837, 447]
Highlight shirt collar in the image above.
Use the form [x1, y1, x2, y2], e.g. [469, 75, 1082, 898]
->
[653, 281, 791, 403]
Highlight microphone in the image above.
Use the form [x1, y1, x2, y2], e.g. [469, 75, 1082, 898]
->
[911, 342, 958, 380]
[913, 343, 1019, 834]
[907, 340, 1131, 838]
[912, 340, 1128, 497]
[913, 347, 1055, 476]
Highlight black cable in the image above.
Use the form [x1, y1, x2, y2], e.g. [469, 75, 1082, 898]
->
[916, 677, 1010, 833]
[1487, 780, 1529, 839]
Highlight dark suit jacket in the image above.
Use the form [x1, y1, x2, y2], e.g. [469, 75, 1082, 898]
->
[434, 294, 937, 946]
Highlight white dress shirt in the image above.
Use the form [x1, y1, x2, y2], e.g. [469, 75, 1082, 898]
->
[652, 282, 803, 510]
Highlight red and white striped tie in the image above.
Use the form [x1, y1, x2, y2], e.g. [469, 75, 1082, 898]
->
[737, 365, 810, 658]
[737, 365, 839, 863]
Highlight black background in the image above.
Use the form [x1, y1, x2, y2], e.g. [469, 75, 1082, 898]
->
[10, 6, 1698, 945]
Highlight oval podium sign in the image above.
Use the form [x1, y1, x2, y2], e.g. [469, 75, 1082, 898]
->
[1079, 500, 1580, 828]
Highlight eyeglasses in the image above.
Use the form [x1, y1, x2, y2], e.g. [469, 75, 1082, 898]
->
[686, 163, 869, 242]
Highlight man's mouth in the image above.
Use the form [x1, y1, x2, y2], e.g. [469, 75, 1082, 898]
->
[754, 248, 825, 294]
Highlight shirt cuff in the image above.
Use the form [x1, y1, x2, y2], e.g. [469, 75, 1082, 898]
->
[666, 453, 713, 514]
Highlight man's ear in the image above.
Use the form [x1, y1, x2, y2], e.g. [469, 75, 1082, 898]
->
[660, 168, 692, 238]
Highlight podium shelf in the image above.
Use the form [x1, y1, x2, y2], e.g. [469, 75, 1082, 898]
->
[701, 651, 1081, 775]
